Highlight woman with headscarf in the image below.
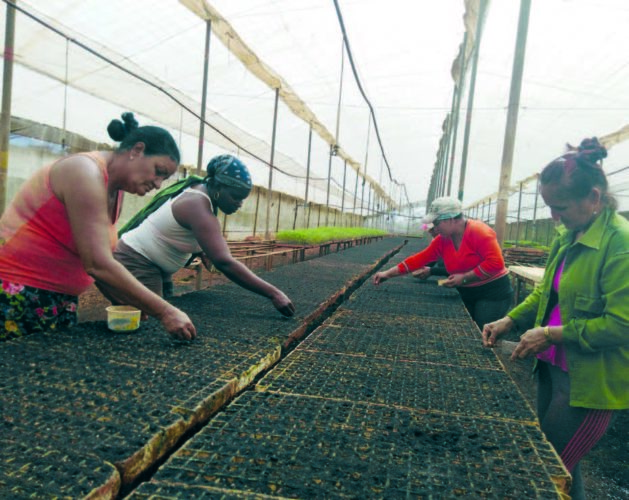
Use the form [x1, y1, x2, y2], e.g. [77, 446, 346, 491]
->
[111, 154, 295, 317]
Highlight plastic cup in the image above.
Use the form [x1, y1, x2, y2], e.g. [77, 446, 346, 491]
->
[106, 305, 141, 332]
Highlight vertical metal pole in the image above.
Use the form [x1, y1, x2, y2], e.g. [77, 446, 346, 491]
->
[361, 114, 371, 218]
[352, 164, 359, 222]
[0, 0, 16, 215]
[252, 188, 260, 236]
[326, 38, 345, 226]
[532, 175, 539, 243]
[275, 192, 282, 232]
[494, 0, 532, 245]
[515, 182, 523, 246]
[441, 109, 453, 196]
[447, 32, 468, 196]
[303, 124, 312, 227]
[367, 187, 372, 227]
[341, 160, 347, 218]
[196, 19, 212, 174]
[458, 0, 487, 201]
[62, 38, 69, 152]
[265, 88, 280, 238]
[325, 149, 333, 226]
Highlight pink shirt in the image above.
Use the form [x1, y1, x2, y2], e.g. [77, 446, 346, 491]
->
[537, 258, 568, 371]
[0, 152, 121, 296]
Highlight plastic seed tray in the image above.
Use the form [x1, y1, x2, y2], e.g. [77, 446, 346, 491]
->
[130, 392, 568, 499]
[343, 292, 472, 318]
[1, 239, 405, 497]
[324, 310, 478, 338]
[258, 350, 535, 422]
[299, 322, 501, 370]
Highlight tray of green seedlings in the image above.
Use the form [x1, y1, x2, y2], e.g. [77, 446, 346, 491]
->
[130, 392, 568, 499]
[257, 350, 535, 422]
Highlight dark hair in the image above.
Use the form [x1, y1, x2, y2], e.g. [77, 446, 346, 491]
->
[540, 137, 616, 209]
[107, 112, 180, 164]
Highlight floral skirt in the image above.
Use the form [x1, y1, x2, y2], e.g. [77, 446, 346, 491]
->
[0, 280, 78, 341]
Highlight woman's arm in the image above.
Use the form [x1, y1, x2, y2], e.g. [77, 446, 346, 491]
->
[51, 156, 196, 340]
[173, 194, 295, 316]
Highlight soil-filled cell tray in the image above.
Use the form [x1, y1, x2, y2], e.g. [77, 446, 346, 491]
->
[258, 351, 534, 421]
[1, 240, 405, 496]
[130, 392, 567, 499]
[324, 310, 480, 339]
[343, 292, 472, 319]
[0, 439, 117, 498]
[0, 306, 288, 496]
[299, 322, 501, 370]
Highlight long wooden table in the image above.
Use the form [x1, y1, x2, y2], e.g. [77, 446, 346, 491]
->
[509, 265, 545, 303]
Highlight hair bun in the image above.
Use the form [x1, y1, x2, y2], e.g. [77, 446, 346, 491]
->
[107, 112, 140, 142]
[577, 137, 607, 165]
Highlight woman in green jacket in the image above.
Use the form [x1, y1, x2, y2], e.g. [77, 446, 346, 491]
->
[482, 138, 629, 500]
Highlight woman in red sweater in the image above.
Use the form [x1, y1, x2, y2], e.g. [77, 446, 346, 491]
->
[373, 196, 513, 329]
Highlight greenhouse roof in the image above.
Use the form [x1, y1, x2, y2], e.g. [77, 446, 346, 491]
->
[3, 0, 629, 211]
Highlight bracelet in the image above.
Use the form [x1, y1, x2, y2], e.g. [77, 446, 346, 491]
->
[543, 326, 552, 343]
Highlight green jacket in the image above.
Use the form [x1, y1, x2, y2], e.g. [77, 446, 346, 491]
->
[508, 208, 629, 409]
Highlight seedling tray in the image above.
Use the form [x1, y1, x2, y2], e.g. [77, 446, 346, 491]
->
[131, 392, 569, 499]
[258, 350, 534, 422]
[300, 320, 501, 370]
[1, 238, 406, 497]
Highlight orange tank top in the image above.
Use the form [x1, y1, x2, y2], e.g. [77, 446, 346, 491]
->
[0, 152, 122, 296]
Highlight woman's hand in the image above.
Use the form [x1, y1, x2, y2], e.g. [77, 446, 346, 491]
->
[511, 327, 553, 361]
[412, 267, 431, 280]
[270, 290, 296, 317]
[482, 316, 515, 347]
[158, 305, 197, 340]
[449, 273, 467, 287]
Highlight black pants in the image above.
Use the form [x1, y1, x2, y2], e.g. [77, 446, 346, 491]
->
[460, 294, 513, 330]
[458, 275, 513, 330]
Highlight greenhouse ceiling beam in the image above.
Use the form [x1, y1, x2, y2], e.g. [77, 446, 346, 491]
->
[179, 0, 394, 207]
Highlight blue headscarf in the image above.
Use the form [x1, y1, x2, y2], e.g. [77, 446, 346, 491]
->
[205, 154, 252, 191]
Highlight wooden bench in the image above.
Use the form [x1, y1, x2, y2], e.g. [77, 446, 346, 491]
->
[509, 265, 545, 304]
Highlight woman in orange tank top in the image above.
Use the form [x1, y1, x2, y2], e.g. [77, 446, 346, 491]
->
[0, 112, 196, 341]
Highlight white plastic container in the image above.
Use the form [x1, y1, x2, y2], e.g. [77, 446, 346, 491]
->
[106, 305, 141, 332]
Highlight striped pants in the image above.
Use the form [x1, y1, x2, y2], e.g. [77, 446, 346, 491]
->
[537, 362, 617, 500]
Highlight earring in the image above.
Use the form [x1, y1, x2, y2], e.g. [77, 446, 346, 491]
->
[213, 192, 220, 201]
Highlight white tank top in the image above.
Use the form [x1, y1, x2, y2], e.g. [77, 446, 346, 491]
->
[121, 187, 214, 273]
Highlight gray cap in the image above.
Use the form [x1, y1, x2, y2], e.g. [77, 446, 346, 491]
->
[422, 196, 463, 226]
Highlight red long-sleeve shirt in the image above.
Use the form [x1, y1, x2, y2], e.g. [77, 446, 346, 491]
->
[398, 219, 508, 287]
